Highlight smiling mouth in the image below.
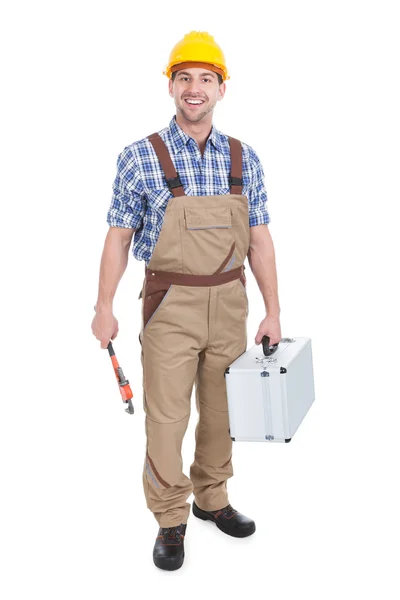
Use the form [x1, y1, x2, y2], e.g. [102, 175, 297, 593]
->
[184, 98, 205, 107]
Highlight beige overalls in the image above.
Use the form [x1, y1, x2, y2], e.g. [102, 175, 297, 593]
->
[138, 132, 250, 527]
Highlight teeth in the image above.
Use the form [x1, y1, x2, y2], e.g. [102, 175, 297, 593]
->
[186, 99, 203, 104]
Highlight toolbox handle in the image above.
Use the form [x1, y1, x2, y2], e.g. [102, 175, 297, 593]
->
[262, 335, 279, 356]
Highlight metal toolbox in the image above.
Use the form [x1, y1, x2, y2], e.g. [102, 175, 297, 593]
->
[225, 337, 315, 443]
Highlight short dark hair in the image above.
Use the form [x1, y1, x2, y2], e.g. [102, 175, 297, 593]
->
[171, 70, 223, 85]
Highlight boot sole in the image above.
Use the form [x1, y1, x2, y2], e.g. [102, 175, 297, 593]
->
[192, 502, 256, 538]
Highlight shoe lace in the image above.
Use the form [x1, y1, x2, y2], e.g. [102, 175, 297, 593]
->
[162, 525, 182, 541]
[220, 504, 238, 517]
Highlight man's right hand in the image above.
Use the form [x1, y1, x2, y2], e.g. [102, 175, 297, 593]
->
[91, 306, 119, 349]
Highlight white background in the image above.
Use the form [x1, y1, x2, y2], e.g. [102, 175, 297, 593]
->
[1, 0, 399, 597]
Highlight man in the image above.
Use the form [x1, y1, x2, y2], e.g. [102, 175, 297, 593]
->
[91, 31, 281, 571]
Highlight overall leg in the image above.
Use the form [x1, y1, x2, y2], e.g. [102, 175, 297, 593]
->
[141, 284, 208, 527]
[190, 279, 248, 510]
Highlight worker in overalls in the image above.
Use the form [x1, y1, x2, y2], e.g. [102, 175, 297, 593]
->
[92, 31, 281, 571]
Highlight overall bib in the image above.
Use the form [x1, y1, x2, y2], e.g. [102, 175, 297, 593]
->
[139, 133, 250, 527]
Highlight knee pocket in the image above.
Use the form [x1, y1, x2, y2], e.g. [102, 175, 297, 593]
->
[145, 412, 191, 425]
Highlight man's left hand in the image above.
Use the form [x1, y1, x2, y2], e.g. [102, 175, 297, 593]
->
[255, 315, 282, 346]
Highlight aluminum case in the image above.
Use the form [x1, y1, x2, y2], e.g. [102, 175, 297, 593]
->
[225, 337, 315, 443]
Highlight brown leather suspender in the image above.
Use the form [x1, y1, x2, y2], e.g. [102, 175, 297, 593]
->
[147, 132, 243, 196]
[147, 133, 185, 198]
[228, 136, 243, 195]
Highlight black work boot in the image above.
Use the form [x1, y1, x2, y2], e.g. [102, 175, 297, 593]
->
[153, 523, 187, 571]
[193, 501, 255, 538]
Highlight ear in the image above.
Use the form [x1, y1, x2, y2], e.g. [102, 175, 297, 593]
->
[168, 78, 174, 97]
[218, 82, 226, 101]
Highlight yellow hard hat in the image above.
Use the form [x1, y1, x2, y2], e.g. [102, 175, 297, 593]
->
[164, 31, 229, 81]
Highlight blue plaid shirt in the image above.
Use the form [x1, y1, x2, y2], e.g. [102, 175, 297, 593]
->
[107, 116, 270, 264]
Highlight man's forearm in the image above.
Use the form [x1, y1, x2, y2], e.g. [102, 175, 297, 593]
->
[247, 232, 280, 318]
[95, 228, 133, 311]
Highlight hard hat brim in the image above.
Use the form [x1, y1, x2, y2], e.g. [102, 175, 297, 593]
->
[165, 61, 229, 81]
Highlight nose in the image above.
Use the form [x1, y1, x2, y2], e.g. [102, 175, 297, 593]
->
[186, 80, 202, 95]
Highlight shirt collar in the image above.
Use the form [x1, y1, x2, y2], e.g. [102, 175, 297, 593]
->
[168, 115, 225, 155]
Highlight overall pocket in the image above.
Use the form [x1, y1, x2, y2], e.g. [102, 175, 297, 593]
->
[237, 277, 249, 318]
[182, 205, 235, 274]
[143, 279, 174, 330]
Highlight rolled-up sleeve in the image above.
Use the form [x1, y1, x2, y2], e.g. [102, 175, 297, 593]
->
[247, 147, 271, 227]
[107, 146, 145, 229]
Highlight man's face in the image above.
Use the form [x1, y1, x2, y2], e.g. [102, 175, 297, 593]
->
[168, 67, 226, 123]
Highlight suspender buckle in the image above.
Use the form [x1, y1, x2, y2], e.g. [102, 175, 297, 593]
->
[229, 174, 243, 187]
[166, 175, 183, 191]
